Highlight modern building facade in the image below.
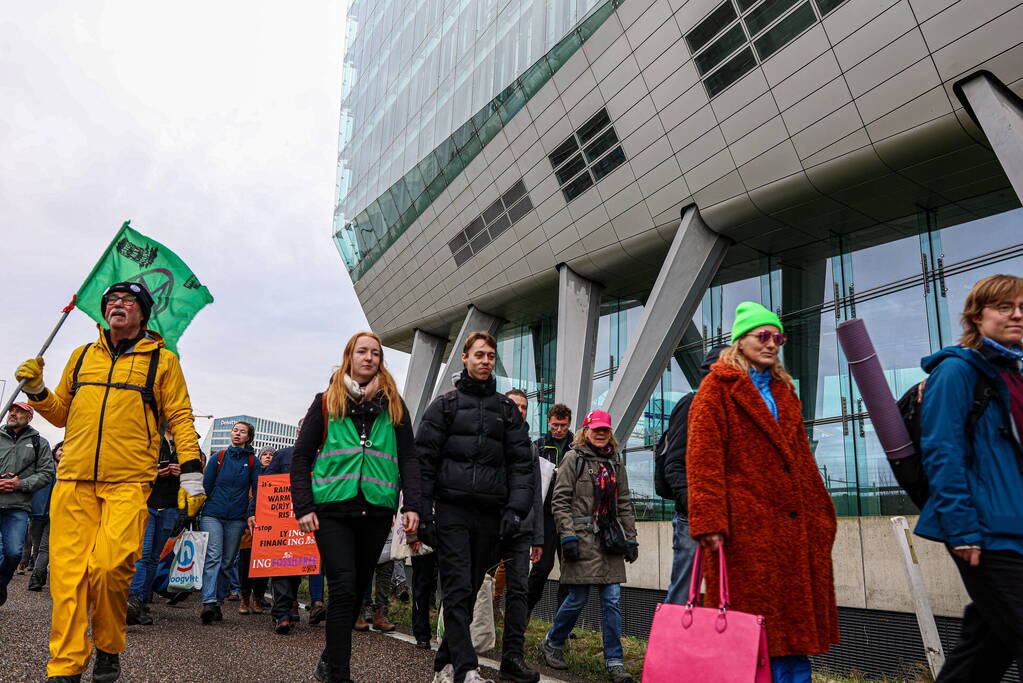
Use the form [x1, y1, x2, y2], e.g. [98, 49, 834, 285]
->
[202, 415, 298, 454]
[334, 0, 1023, 676]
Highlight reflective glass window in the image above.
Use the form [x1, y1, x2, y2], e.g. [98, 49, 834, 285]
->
[507, 195, 534, 224]
[753, 2, 816, 61]
[815, 0, 849, 14]
[502, 179, 527, 208]
[584, 127, 619, 163]
[563, 171, 594, 201]
[695, 23, 747, 76]
[591, 146, 626, 181]
[745, 0, 800, 36]
[704, 47, 757, 96]
[685, 1, 739, 53]
[577, 108, 611, 144]
[483, 198, 505, 225]
[555, 153, 588, 186]
[549, 137, 580, 169]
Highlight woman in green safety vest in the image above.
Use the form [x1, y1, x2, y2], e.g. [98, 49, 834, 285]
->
[290, 331, 421, 683]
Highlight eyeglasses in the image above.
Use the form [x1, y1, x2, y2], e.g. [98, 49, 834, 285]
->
[986, 303, 1023, 316]
[106, 295, 138, 307]
[745, 330, 787, 346]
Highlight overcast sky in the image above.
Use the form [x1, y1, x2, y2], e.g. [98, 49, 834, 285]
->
[0, 1, 410, 446]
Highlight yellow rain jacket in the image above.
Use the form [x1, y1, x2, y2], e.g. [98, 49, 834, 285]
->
[29, 327, 201, 482]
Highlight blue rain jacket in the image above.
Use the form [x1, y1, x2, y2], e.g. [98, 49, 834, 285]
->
[201, 446, 261, 520]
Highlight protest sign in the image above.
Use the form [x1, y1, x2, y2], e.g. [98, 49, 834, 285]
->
[249, 473, 320, 577]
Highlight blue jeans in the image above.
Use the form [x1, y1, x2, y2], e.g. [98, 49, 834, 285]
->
[0, 509, 29, 589]
[199, 516, 246, 605]
[770, 655, 811, 683]
[309, 570, 324, 603]
[546, 583, 624, 668]
[665, 514, 699, 605]
[129, 507, 179, 601]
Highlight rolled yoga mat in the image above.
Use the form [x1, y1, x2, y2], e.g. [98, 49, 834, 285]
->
[836, 318, 915, 460]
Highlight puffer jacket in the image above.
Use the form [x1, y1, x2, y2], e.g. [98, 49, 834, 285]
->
[551, 441, 637, 585]
[916, 344, 1023, 553]
[417, 370, 534, 516]
[28, 327, 202, 482]
[0, 425, 54, 511]
[201, 446, 260, 520]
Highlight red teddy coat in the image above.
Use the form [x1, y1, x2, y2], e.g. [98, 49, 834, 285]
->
[687, 361, 840, 657]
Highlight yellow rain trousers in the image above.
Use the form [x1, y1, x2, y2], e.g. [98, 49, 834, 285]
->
[47, 481, 150, 677]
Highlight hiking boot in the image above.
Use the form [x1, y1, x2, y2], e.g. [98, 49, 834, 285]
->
[499, 655, 539, 683]
[250, 594, 264, 614]
[166, 590, 190, 605]
[540, 638, 568, 670]
[274, 616, 293, 635]
[27, 580, 44, 592]
[370, 606, 395, 632]
[606, 665, 634, 683]
[353, 607, 370, 631]
[125, 595, 142, 625]
[137, 603, 154, 626]
[309, 600, 326, 625]
[238, 590, 251, 614]
[291, 601, 301, 625]
[200, 603, 219, 624]
[226, 591, 240, 601]
[431, 665, 454, 683]
[465, 669, 495, 683]
[212, 605, 223, 621]
[92, 649, 121, 682]
[15, 561, 28, 575]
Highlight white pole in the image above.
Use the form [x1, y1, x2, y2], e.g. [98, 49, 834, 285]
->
[890, 515, 945, 678]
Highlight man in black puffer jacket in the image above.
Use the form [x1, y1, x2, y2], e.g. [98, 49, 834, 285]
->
[417, 331, 535, 683]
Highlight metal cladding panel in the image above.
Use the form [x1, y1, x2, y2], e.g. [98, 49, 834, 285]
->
[355, 0, 1023, 348]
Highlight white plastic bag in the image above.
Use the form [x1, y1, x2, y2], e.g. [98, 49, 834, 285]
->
[469, 575, 496, 653]
[167, 529, 208, 592]
[391, 511, 433, 560]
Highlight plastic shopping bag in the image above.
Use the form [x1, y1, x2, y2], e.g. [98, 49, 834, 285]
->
[167, 529, 208, 592]
[391, 511, 433, 560]
[469, 575, 496, 653]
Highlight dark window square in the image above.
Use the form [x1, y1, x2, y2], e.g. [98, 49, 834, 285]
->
[507, 195, 533, 224]
[815, 0, 848, 15]
[745, 0, 800, 36]
[469, 228, 492, 253]
[555, 153, 587, 186]
[694, 23, 747, 76]
[584, 127, 619, 164]
[483, 198, 504, 225]
[501, 179, 527, 208]
[548, 137, 579, 169]
[453, 246, 473, 266]
[685, 1, 738, 53]
[487, 213, 512, 238]
[704, 47, 757, 97]
[563, 171, 594, 201]
[464, 216, 486, 241]
[591, 146, 626, 181]
[448, 232, 468, 254]
[753, 2, 816, 61]
[577, 108, 611, 144]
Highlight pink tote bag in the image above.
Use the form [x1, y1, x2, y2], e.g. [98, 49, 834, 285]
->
[642, 546, 771, 683]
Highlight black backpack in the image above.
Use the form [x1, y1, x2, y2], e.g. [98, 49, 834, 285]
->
[70, 342, 161, 427]
[893, 374, 997, 509]
[653, 392, 695, 500]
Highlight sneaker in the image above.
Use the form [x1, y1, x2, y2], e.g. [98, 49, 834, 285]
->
[274, 616, 293, 635]
[138, 603, 154, 626]
[431, 665, 454, 683]
[200, 604, 218, 625]
[465, 670, 495, 683]
[167, 591, 190, 605]
[499, 655, 539, 683]
[540, 638, 568, 670]
[126, 595, 143, 625]
[309, 600, 326, 625]
[607, 665, 634, 683]
[92, 649, 121, 683]
[314, 654, 328, 682]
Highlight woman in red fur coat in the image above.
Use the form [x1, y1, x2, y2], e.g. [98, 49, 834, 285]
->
[687, 302, 839, 683]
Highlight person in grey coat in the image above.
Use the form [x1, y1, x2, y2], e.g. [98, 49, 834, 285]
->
[0, 402, 54, 607]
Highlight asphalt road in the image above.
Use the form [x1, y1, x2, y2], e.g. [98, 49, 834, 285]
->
[0, 573, 501, 683]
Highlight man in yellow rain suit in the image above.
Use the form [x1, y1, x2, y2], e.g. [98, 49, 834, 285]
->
[16, 282, 206, 683]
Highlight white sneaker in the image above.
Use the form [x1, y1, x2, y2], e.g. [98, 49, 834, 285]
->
[432, 664, 455, 683]
[464, 669, 495, 683]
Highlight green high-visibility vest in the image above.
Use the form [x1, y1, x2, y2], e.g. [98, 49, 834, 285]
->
[312, 411, 399, 509]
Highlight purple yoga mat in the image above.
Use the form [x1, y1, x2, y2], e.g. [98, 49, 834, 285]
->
[836, 318, 915, 460]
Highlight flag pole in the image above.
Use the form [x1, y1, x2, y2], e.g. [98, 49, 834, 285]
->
[1, 295, 78, 417]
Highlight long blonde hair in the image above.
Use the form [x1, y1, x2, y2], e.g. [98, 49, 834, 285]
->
[719, 342, 795, 389]
[571, 426, 621, 454]
[959, 274, 1023, 349]
[324, 331, 404, 425]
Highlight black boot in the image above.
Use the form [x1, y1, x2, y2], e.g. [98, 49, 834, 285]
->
[138, 602, 154, 626]
[201, 603, 218, 624]
[126, 595, 142, 625]
[46, 676, 81, 682]
[92, 649, 121, 682]
[499, 655, 540, 683]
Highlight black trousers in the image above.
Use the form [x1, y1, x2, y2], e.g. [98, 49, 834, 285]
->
[434, 501, 500, 683]
[238, 547, 269, 599]
[937, 549, 1023, 682]
[271, 576, 301, 621]
[411, 552, 439, 642]
[526, 513, 568, 614]
[314, 514, 392, 679]
[497, 534, 531, 660]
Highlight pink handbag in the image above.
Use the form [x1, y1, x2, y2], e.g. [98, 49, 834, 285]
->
[642, 546, 771, 683]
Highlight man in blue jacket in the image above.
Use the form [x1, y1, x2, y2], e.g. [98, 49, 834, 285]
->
[915, 274, 1023, 681]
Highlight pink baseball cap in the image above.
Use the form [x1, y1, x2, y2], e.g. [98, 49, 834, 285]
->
[582, 409, 612, 430]
[10, 402, 34, 417]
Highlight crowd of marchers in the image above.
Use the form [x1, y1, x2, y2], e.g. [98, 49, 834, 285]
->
[1, 273, 1021, 683]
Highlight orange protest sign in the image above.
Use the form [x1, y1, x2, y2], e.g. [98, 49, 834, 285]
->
[249, 473, 320, 577]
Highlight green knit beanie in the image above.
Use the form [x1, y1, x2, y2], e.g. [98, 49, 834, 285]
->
[730, 301, 783, 344]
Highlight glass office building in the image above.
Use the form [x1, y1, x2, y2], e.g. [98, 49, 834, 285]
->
[203, 415, 298, 454]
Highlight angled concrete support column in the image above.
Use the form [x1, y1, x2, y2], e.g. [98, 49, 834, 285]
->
[432, 305, 503, 399]
[554, 264, 602, 429]
[673, 320, 706, 388]
[955, 71, 1023, 203]
[405, 329, 447, 430]
[601, 206, 729, 445]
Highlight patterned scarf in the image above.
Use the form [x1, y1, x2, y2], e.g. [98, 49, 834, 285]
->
[983, 337, 1023, 363]
[591, 457, 619, 530]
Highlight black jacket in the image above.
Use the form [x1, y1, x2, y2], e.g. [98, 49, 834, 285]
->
[663, 345, 728, 516]
[536, 430, 574, 514]
[417, 369, 534, 516]
[149, 437, 179, 510]
[290, 392, 420, 520]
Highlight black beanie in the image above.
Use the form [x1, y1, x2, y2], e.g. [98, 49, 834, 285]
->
[102, 282, 155, 324]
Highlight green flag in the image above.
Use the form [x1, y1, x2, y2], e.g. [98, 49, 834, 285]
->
[76, 221, 214, 354]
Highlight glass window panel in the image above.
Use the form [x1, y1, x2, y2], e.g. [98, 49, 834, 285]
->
[704, 47, 757, 97]
[686, 1, 739, 53]
[477, 111, 503, 146]
[405, 164, 426, 195]
[753, 2, 816, 61]
[483, 198, 505, 225]
[520, 59, 554, 99]
[695, 23, 747, 76]
[858, 418, 919, 516]
[563, 171, 594, 201]
[469, 228, 492, 253]
[745, 0, 800, 36]
[736, 0, 759, 9]
[815, 0, 849, 14]
[488, 212, 512, 238]
[458, 132, 483, 164]
[453, 245, 473, 266]
[418, 152, 441, 187]
[578, 2, 615, 42]
[378, 190, 400, 227]
[591, 146, 626, 180]
[413, 189, 433, 214]
[808, 422, 858, 517]
[502, 179, 527, 208]
[851, 289, 929, 399]
[549, 137, 580, 169]
[555, 153, 588, 186]
[547, 31, 582, 71]
[577, 108, 611, 144]
[442, 154, 465, 182]
[507, 194, 534, 224]
[464, 215, 486, 240]
[584, 127, 619, 163]
[848, 234, 922, 292]
[499, 86, 528, 124]
[426, 173, 447, 201]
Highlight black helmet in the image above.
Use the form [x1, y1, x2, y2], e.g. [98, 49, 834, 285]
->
[101, 282, 155, 324]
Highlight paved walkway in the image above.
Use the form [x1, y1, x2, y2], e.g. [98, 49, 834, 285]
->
[1, 572, 572, 682]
